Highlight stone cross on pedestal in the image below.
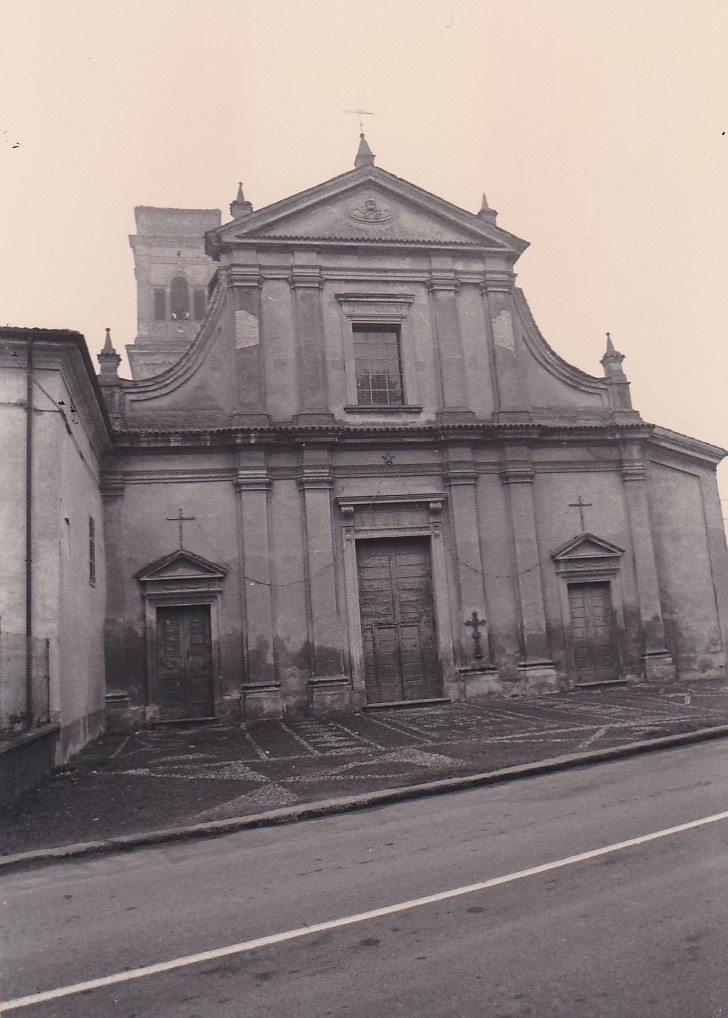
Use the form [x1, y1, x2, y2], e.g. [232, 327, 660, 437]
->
[569, 494, 593, 531]
[166, 508, 196, 548]
[464, 610, 486, 660]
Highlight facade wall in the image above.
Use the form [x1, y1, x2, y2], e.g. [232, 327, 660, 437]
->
[103, 165, 728, 726]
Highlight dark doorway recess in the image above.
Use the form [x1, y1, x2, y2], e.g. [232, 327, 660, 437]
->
[156, 605, 214, 720]
[568, 581, 620, 684]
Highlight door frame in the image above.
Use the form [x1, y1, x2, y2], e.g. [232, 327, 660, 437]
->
[356, 535, 442, 705]
[551, 533, 626, 686]
[136, 550, 227, 723]
[337, 494, 457, 709]
[564, 580, 621, 685]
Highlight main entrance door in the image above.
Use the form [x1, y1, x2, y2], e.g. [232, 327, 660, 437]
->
[568, 581, 620, 684]
[156, 605, 214, 720]
[356, 537, 441, 704]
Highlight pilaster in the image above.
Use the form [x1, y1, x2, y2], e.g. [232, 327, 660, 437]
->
[100, 472, 134, 730]
[229, 266, 266, 415]
[621, 442, 676, 681]
[500, 447, 557, 692]
[428, 263, 475, 423]
[444, 444, 499, 697]
[298, 445, 349, 713]
[235, 453, 282, 718]
[290, 253, 331, 421]
[481, 277, 528, 420]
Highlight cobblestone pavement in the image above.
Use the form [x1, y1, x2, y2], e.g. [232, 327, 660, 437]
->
[2, 681, 728, 855]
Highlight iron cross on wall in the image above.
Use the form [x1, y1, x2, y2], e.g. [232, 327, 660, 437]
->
[166, 508, 196, 548]
[569, 494, 593, 531]
[464, 610, 486, 659]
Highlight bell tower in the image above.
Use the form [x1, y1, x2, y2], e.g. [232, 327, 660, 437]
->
[126, 206, 221, 380]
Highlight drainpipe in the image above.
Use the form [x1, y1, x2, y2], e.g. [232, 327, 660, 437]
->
[24, 337, 34, 729]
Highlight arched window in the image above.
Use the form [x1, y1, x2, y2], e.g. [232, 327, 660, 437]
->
[170, 276, 190, 320]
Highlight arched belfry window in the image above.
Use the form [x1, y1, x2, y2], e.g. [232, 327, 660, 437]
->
[170, 275, 190, 320]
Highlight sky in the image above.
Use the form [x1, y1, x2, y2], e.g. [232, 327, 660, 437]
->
[2, 0, 726, 498]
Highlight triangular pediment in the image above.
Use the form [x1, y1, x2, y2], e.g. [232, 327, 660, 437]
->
[552, 533, 624, 561]
[207, 167, 527, 255]
[136, 549, 228, 583]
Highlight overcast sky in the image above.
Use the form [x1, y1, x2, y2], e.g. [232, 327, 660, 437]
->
[2, 0, 726, 497]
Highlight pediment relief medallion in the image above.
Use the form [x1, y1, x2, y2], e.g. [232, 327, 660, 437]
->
[345, 194, 395, 224]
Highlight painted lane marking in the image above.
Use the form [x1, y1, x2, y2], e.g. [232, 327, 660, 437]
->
[3, 807, 728, 1013]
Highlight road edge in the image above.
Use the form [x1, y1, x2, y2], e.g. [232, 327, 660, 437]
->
[3, 722, 728, 872]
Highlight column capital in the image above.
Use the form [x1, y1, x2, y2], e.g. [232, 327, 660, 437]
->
[100, 472, 125, 499]
[500, 465, 535, 485]
[289, 269, 322, 290]
[235, 468, 271, 491]
[428, 274, 460, 293]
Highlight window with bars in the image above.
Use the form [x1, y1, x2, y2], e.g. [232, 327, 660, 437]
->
[353, 324, 404, 406]
[89, 516, 96, 586]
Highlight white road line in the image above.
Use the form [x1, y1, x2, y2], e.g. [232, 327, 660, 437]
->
[4, 807, 728, 1013]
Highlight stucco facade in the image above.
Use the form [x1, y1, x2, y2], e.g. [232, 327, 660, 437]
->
[96, 140, 728, 730]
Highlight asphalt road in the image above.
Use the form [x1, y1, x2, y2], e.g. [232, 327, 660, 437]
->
[2, 740, 728, 1016]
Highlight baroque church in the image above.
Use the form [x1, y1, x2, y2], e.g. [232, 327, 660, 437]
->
[4, 135, 728, 772]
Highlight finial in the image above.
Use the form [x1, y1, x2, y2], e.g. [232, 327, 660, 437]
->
[477, 191, 498, 223]
[600, 332, 630, 408]
[230, 181, 253, 219]
[98, 327, 121, 379]
[355, 132, 375, 168]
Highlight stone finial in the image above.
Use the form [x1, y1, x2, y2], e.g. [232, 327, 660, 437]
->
[600, 332, 626, 376]
[354, 133, 375, 168]
[477, 192, 498, 224]
[230, 181, 253, 219]
[98, 327, 121, 380]
[600, 332, 633, 410]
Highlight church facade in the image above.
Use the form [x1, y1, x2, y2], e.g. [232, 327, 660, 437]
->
[92, 137, 728, 731]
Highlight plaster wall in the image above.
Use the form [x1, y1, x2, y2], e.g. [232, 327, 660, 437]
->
[0, 350, 106, 760]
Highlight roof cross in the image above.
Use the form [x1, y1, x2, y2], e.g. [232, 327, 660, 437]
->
[166, 508, 196, 548]
[346, 108, 375, 133]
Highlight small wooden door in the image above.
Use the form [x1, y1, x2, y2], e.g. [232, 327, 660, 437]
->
[156, 605, 214, 720]
[356, 537, 441, 704]
[568, 582, 620, 684]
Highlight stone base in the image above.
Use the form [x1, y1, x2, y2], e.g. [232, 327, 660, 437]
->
[515, 661, 559, 694]
[308, 677, 352, 716]
[105, 692, 146, 733]
[241, 682, 284, 721]
[642, 651, 677, 683]
[459, 667, 501, 699]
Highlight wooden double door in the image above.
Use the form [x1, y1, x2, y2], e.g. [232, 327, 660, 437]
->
[356, 537, 442, 704]
[568, 581, 620, 684]
[156, 605, 214, 720]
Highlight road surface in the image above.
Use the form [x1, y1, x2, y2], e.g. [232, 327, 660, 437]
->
[2, 739, 728, 1016]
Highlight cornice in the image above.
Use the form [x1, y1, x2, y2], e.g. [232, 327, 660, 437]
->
[109, 418, 654, 450]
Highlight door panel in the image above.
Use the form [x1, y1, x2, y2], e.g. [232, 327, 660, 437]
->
[357, 538, 441, 703]
[156, 605, 214, 720]
[568, 582, 620, 683]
